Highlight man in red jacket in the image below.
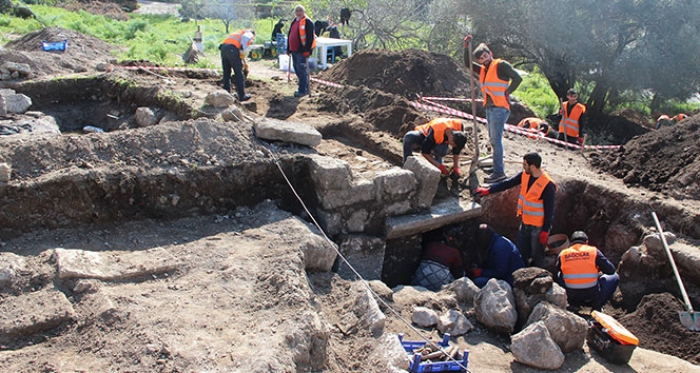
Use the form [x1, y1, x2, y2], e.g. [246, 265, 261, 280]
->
[287, 5, 316, 97]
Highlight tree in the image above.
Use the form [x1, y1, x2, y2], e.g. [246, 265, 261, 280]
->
[461, 0, 700, 114]
[180, 0, 255, 33]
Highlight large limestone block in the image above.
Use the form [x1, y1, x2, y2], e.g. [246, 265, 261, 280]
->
[254, 117, 322, 147]
[53, 247, 181, 281]
[336, 235, 385, 280]
[474, 279, 517, 333]
[205, 91, 235, 108]
[320, 178, 374, 210]
[403, 156, 440, 209]
[412, 306, 438, 327]
[437, 309, 473, 336]
[5, 93, 32, 114]
[385, 198, 482, 239]
[525, 301, 588, 353]
[135, 107, 157, 127]
[0, 289, 75, 343]
[307, 155, 352, 191]
[375, 168, 416, 200]
[511, 321, 565, 370]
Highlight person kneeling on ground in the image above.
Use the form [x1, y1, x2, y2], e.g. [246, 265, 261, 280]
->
[412, 227, 465, 291]
[556, 231, 619, 312]
[402, 118, 468, 178]
[467, 224, 525, 288]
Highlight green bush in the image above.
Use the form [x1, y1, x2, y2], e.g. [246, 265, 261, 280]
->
[514, 68, 560, 118]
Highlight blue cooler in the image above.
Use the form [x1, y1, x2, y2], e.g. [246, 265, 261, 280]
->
[276, 34, 287, 56]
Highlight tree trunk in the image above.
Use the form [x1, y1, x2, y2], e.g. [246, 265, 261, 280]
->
[587, 81, 609, 115]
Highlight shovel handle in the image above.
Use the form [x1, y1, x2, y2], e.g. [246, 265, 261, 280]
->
[652, 212, 695, 313]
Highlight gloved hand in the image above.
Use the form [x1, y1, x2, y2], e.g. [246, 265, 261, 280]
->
[539, 231, 549, 245]
[474, 187, 489, 197]
[577, 137, 585, 146]
[452, 166, 461, 177]
[438, 164, 449, 176]
[243, 60, 249, 78]
[302, 51, 310, 58]
[239, 51, 246, 59]
[463, 35, 472, 47]
[467, 268, 482, 278]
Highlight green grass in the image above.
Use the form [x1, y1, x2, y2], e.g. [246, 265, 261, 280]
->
[514, 68, 560, 118]
[0, 5, 279, 68]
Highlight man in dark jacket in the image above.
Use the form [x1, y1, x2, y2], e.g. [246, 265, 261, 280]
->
[468, 224, 525, 288]
[287, 5, 315, 97]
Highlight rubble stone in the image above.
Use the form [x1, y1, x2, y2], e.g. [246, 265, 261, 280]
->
[525, 301, 588, 353]
[512, 267, 565, 326]
[368, 280, 394, 304]
[0, 252, 25, 289]
[5, 93, 32, 114]
[373, 334, 411, 372]
[511, 321, 565, 370]
[135, 107, 157, 127]
[254, 117, 322, 147]
[440, 277, 480, 304]
[0, 162, 11, 183]
[1, 61, 31, 77]
[0, 289, 76, 343]
[643, 232, 677, 258]
[474, 279, 517, 333]
[53, 247, 181, 280]
[437, 310, 473, 336]
[403, 155, 440, 209]
[355, 288, 386, 335]
[222, 106, 244, 122]
[337, 235, 386, 280]
[0, 94, 5, 117]
[205, 91, 235, 108]
[412, 306, 439, 327]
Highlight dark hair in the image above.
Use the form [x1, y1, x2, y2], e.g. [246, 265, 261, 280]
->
[474, 224, 495, 252]
[570, 231, 589, 244]
[472, 43, 491, 60]
[567, 88, 578, 96]
[523, 152, 542, 168]
[453, 131, 467, 152]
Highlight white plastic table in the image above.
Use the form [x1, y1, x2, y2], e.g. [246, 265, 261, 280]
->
[313, 37, 353, 70]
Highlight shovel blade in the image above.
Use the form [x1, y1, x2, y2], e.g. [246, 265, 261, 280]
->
[679, 312, 700, 332]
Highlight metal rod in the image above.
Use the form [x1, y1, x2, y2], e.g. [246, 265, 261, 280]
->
[652, 212, 695, 313]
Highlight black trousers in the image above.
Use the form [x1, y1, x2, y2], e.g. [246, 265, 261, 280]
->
[220, 44, 245, 97]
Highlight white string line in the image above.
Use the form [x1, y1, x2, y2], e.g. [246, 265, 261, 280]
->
[260, 145, 472, 372]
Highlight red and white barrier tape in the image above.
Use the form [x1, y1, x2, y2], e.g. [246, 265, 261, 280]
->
[421, 96, 476, 102]
[120, 65, 220, 75]
[310, 77, 345, 88]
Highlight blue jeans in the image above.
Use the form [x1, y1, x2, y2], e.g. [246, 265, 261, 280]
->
[486, 107, 510, 176]
[402, 131, 448, 163]
[291, 52, 309, 94]
[516, 223, 545, 267]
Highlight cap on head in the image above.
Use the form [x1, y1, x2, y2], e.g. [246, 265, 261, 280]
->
[474, 223, 495, 252]
[570, 231, 589, 244]
[453, 131, 467, 152]
[567, 88, 578, 96]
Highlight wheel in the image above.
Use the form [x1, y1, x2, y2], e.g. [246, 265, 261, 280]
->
[250, 49, 263, 61]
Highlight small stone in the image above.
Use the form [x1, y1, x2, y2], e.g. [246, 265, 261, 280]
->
[0, 163, 11, 183]
[511, 321, 565, 370]
[135, 107, 157, 127]
[411, 306, 438, 327]
[437, 309, 473, 336]
[205, 91, 235, 108]
[4, 93, 32, 114]
[222, 107, 244, 122]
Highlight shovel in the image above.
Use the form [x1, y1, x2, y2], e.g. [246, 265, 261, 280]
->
[465, 36, 481, 194]
[651, 212, 700, 332]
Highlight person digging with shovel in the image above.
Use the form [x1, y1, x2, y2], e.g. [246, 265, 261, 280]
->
[287, 4, 316, 98]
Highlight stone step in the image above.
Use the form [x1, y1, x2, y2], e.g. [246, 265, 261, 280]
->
[385, 198, 482, 239]
[0, 289, 75, 343]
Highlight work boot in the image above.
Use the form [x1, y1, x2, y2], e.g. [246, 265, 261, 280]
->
[293, 91, 307, 98]
[484, 173, 507, 184]
[238, 94, 252, 102]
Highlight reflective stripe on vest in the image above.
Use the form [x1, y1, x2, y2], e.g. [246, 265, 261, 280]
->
[560, 244, 599, 289]
[560, 102, 586, 137]
[480, 59, 510, 109]
[415, 118, 463, 144]
[223, 30, 246, 48]
[299, 17, 317, 50]
[517, 171, 555, 227]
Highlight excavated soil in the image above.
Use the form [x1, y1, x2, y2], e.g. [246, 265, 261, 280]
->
[590, 113, 700, 200]
[1, 28, 117, 77]
[620, 293, 700, 364]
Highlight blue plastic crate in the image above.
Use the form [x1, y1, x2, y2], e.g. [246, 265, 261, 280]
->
[398, 333, 469, 373]
[42, 39, 67, 52]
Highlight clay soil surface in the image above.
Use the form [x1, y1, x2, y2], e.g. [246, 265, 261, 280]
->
[2, 30, 700, 372]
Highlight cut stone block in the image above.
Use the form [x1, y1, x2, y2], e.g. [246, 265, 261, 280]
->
[307, 155, 352, 191]
[254, 117, 322, 147]
[54, 247, 181, 281]
[403, 156, 440, 209]
[385, 198, 482, 239]
[375, 168, 416, 200]
[0, 289, 75, 342]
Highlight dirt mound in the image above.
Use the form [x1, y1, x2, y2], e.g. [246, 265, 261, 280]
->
[319, 49, 470, 98]
[620, 293, 700, 364]
[589, 113, 700, 199]
[1, 27, 116, 77]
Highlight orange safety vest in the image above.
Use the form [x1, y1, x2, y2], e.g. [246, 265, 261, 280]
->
[517, 117, 549, 138]
[415, 118, 463, 144]
[560, 101, 586, 137]
[297, 17, 317, 50]
[480, 59, 510, 109]
[675, 113, 687, 121]
[517, 171, 555, 227]
[560, 244, 599, 289]
[222, 30, 253, 49]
